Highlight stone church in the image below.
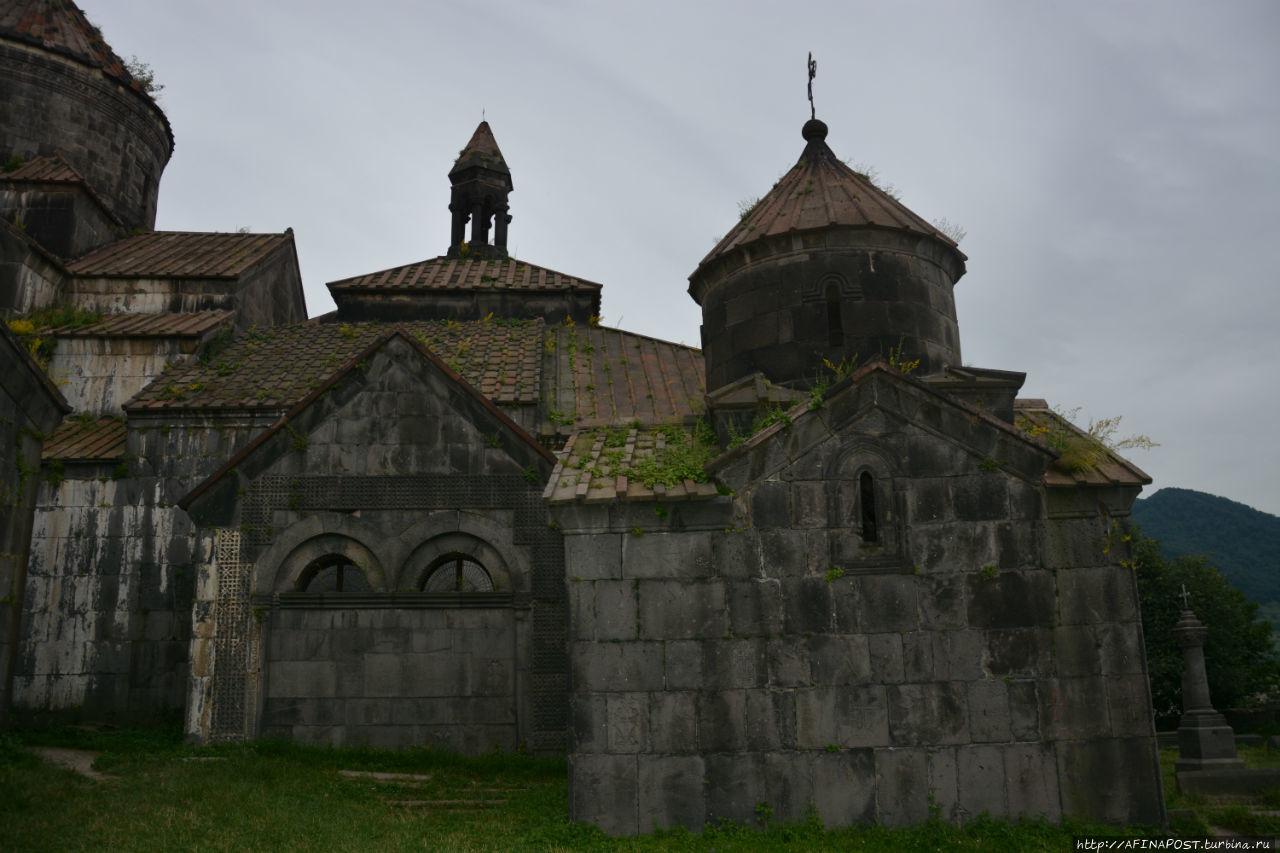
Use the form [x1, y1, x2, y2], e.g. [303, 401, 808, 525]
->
[1, 0, 1165, 833]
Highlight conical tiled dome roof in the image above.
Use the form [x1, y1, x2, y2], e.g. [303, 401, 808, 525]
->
[695, 119, 963, 278]
[0, 0, 150, 96]
[450, 121, 511, 181]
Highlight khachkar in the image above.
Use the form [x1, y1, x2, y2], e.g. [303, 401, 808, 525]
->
[1173, 602, 1244, 771]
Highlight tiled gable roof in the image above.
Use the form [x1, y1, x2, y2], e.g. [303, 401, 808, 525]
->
[68, 230, 293, 278]
[127, 318, 544, 412]
[544, 425, 722, 504]
[44, 310, 234, 338]
[1013, 400, 1152, 488]
[327, 255, 602, 295]
[0, 154, 122, 224]
[544, 324, 705, 429]
[43, 415, 125, 461]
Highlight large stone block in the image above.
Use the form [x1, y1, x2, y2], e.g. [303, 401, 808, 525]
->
[811, 749, 876, 827]
[782, 576, 834, 634]
[984, 627, 1053, 677]
[622, 532, 713, 579]
[606, 692, 649, 753]
[571, 754, 638, 836]
[727, 579, 783, 636]
[760, 529, 808, 577]
[697, 689, 747, 752]
[951, 474, 1009, 521]
[649, 692, 697, 753]
[663, 640, 702, 690]
[703, 639, 766, 690]
[571, 642, 664, 692]
[745, 689, 796, 750]
[887, 682, 968, 746]
[868, 633, 905, 683]
[957, 744, 1007, 818]
[808, 634, 871, 685]
[1005, 742, 1061, 820]
[859, 574, 918, 633]
[749, 480, 791, 529]
[638, 755, 706, 832]
[713, 530, 762, 579]
[638, 580, 726, 640]
[875, 748, 930, 826]
[1057, 566, 1140, 627]
[766, 638, 811, 687]
[965, 570, 1055, 629]
[1056, 738, 1165, 825]
[796, 685, 889, 749]
[594, 580, 637, 641]
[967, 679, 1012, 743]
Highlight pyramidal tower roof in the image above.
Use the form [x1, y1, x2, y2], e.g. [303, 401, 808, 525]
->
[450, 120, 511, 180]
[0, 0, 151, 97]
[695, 118, 964, 276]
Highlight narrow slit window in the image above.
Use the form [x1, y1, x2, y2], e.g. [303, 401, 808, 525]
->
[859, 471, 878, 542]
[826, 282, 843, 348]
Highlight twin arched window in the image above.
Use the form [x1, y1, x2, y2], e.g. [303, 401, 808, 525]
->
[296, 552, 494, 593]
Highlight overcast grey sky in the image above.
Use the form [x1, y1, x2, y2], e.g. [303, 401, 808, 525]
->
[81, 0, 1279, 516]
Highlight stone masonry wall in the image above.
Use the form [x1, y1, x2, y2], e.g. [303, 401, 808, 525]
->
[558, 377, 1163, 834]
[260, 604, 521, 751]
[14, 414, 270, 720]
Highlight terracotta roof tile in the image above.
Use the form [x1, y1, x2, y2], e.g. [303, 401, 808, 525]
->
[127, 318, 544, 412]
[544, 324, 705, 430]
[695, 120, 963, 277]
[0, 0, 147, 95]
[45, 310, 234, 337]
[43, 415, 125, 461]
[544, 426, 723, 504]
[450, 121, 510, 178]
[68, 230, 292, 278]
[327, 255, 601, 295]
[0, 154, 122, 224]
[1013, 400, 1152, 488]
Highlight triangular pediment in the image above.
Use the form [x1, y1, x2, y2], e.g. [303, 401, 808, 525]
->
[181, 329, 553, 524]
[708, 362, 1054, 494]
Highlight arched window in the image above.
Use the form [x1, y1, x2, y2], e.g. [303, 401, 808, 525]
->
[826, 282, 843, 348]
[297, 555, 371, 593]
[859, 471, 878, 543]
[421, 553, 494, 592]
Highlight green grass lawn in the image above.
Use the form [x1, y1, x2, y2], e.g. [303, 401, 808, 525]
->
[1, 726, 1165, 852]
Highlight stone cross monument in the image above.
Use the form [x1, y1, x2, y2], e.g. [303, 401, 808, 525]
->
[1173, 605, 1244, 771]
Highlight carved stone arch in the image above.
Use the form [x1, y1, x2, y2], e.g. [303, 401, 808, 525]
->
[258, 514, 392, 593]
[824, 438, 907, 572]
[400, 532, 514, 593]
[393, 511, 529, 593]
[274, 533, 385, 593]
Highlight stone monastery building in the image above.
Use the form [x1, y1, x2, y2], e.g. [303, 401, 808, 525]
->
[1, 0, 1165, 833]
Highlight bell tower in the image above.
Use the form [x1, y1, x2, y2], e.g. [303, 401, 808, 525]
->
[447, 121, 513, 259]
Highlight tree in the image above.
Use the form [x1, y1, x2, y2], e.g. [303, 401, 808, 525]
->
[1131, 529, 1280, 715]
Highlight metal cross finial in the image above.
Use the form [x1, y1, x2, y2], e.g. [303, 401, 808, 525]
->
[807, 52, 817, 120]
[1180, 584, 1192, 610]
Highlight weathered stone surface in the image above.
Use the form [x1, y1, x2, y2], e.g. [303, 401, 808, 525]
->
[797, 685, 889, 748]
[812, 749, 876, 826]
[638, 755, 706, 831]
[875, 748, 930, 826]
[571, 754, 638, 835]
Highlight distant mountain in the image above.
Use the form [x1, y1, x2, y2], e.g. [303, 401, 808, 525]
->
[1132, 487, 1280, 610]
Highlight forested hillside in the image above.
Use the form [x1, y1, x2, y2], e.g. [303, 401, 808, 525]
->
[1132, 487, 1280, 624]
